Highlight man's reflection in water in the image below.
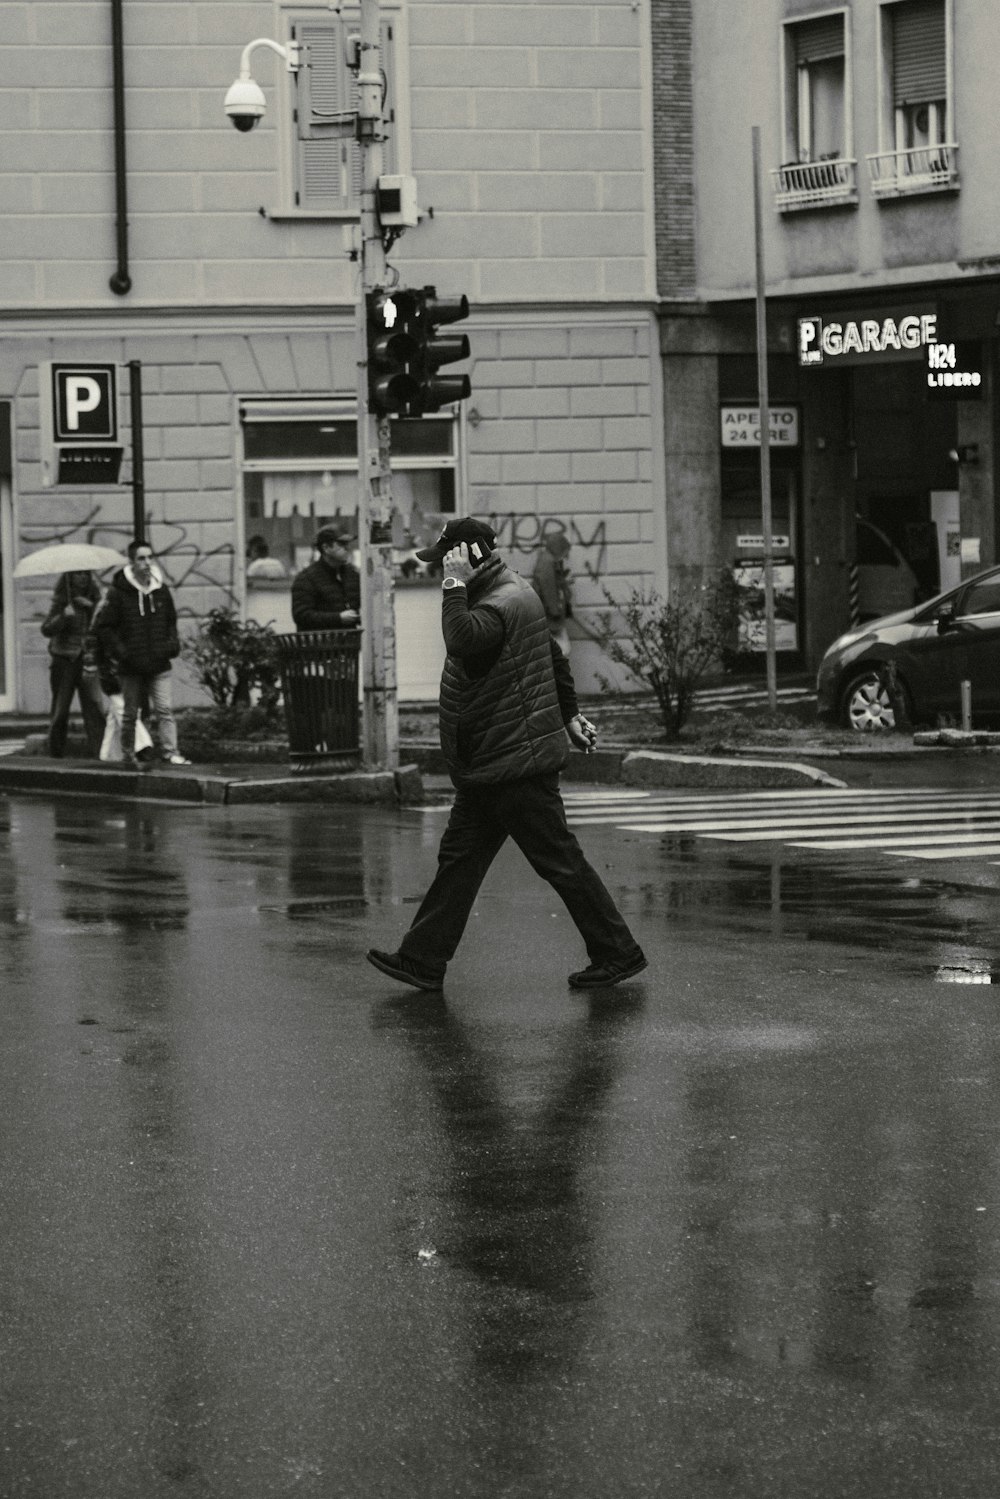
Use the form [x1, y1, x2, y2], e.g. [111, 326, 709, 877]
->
[380, 992, 643, 1385]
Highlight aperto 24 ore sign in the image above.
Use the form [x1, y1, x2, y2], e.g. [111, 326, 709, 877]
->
[720, 406, 799, 448]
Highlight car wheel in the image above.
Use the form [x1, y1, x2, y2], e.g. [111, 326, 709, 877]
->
[840, 668, 907, 732]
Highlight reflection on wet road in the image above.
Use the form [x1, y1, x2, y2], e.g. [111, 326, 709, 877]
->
[3, 792, 1000, 1497]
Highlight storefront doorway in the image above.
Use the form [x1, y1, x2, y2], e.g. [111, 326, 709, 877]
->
[721, 450, 802, 665]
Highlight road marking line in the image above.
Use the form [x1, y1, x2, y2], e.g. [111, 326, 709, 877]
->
[790, 829, 1000, 851]
[897, 843, 1000, 859]
[580, 802, 1000, 834]
[701, 810, 1000, 840]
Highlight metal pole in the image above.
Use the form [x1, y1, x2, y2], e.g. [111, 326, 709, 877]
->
[752, 126, 778, 713]
[127, 359, 145, 545]
[356, 0, 398, 769]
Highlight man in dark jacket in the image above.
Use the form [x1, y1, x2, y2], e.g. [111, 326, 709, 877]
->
[96, 541, 189, 770]
[291, 525, 360, 630]
[367, 518, 646, 994]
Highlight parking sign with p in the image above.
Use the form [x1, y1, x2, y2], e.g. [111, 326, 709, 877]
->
[39, 362, 122, 486]
[53, 365, 117, 441]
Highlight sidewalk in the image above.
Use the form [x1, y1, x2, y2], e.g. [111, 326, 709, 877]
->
[2, 692, 998, 805]
[0, 751, 425, 807]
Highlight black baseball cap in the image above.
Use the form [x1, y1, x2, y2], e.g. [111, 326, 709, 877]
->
[415, 518, 498, 565]
[315, 524, 355, 548]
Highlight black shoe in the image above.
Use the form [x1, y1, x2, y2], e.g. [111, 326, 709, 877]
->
[568, 950, 648, 989]
[366, 948, 444, 992]
[122, 752, 147, 772]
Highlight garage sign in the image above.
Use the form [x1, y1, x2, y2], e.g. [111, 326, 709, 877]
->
[798, 306, 938, 367]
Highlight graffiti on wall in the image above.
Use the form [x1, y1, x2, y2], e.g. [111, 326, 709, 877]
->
[19, 506, 237, 619]
[488, 514, 608, 583]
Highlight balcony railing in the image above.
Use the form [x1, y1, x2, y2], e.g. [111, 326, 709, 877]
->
[771, 158, 857, 212]
[866, 143, 960, 199]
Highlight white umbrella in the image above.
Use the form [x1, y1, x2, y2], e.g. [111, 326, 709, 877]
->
[13, 543, 130, 579]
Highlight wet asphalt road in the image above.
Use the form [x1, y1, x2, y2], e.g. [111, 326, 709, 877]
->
[3, 787, 1000, 1498]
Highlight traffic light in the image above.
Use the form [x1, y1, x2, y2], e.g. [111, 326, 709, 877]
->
[413, 288, 471, 414]
[366, 286, 471, 418]
[366, 289, 422, 417]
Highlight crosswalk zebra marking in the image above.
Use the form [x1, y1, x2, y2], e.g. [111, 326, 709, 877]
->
[563, 787, 1000, 868]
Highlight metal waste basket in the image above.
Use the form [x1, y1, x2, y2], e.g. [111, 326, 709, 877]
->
[276, 629, 361, 771]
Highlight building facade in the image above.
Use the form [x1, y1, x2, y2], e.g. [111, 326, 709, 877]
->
[0, 0, 662, 712]
[654, 0, 1000, 670]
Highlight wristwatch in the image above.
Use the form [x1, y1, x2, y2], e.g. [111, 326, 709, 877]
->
[442, 577, 466, 591]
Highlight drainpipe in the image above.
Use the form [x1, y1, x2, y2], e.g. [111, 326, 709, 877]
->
[108, 0, 131, 295]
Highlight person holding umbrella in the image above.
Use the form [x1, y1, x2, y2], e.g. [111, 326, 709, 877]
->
[40, 570, 107, 758]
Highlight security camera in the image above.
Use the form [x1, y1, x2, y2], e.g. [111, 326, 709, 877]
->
[224, 76, 267, 132]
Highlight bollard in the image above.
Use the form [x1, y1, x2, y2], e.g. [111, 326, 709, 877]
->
[961, 678, 972, 732]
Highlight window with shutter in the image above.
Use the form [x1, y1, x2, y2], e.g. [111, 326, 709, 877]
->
[867, 0, 956, 198]
[891, 0, 946, 106]
[285, 7, 400, 216]
[774, 10, 855, 208]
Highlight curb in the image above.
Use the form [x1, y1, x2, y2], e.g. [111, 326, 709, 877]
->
[403, 742, 846, 790]
[0, 758, 424, 806]
[619, 750, 846, 790]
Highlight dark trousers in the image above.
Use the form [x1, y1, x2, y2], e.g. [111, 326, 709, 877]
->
[48, 656, 106, 758]
[400, 772, 641, 978]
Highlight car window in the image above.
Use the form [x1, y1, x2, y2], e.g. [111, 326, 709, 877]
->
[857, 524, 897, 567]
[959, 578, 1000, 617]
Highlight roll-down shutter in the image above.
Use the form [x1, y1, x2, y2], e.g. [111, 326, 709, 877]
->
[892, 0, 946, 106]
[793, 14, 844, 65]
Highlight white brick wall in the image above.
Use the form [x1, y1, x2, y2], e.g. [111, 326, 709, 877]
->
[0, 0, 653, 308]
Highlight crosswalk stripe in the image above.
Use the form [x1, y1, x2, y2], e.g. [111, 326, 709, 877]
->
[791, 830, 1000, 852]
[903, 843, 1000, 860]
[563, 787, 997, 812]
[571, 797, 1000, 831]
[564, 785, 1000, 869]
[699, 808, 1000, 840]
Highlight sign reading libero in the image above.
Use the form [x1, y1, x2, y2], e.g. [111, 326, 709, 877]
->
[720, 405, 799, 447]
[798, 308, 938, 367]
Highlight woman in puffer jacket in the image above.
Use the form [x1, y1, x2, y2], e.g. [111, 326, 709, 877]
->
[40, 571, 107, 757]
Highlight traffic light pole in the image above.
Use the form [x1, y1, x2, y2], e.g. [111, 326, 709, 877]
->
[355, 0, 398, 770]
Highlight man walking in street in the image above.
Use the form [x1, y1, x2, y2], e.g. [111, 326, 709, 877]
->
[96, 540, 189, 771]
[367, 518, 646, 994]
[291, 524, 360, 631]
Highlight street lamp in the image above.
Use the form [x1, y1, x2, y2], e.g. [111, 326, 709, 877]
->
[224, 8, 400, 771]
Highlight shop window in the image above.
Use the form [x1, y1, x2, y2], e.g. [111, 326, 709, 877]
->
[240, 403, 461, 590]
[868, 0, 957, 197]
[773, 12, 856, 211]
[278, 4, 405, 217]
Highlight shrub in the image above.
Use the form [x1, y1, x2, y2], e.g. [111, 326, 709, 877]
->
[595, 573, 739, 740]
[183, 608, 283, 724]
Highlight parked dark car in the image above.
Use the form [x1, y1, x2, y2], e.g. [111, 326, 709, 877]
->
[817, 564, 1000, 731]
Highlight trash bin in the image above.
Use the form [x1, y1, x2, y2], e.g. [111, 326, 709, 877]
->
[275, 629, 361, 771]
